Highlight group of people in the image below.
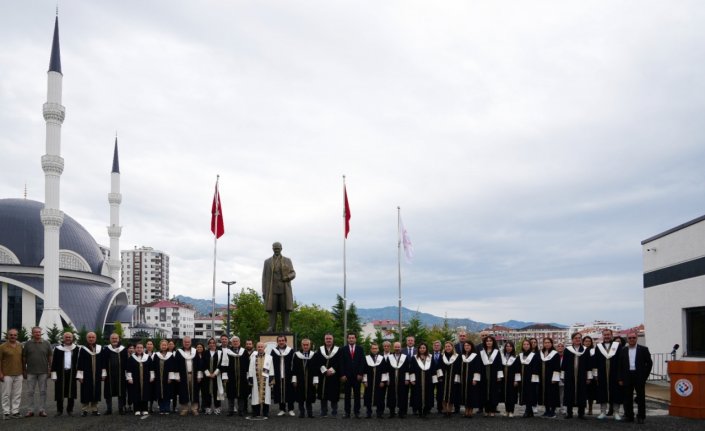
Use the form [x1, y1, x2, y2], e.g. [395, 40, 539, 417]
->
[0, 327, 653, 424]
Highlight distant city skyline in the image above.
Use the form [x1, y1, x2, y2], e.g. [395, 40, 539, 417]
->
[2, 2, 705, 327]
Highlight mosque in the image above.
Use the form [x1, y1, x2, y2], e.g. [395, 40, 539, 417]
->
[0, 16, 135, 337]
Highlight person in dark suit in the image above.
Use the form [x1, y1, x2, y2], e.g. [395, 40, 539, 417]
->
[340, 333, 365, 418]
[617, 332, 652, 424]
[430, 340, 443, 412]
[404, 336, 417, 359]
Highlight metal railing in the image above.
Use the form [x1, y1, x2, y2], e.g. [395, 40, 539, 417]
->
[648, 352, 671, 381]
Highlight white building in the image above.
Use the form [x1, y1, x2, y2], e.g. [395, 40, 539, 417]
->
[568, 320, 622, 340]
[137, 300, 194, 339]
[121, 246, 170, 305]
[194, 314, 225, 340]
[642, 216, 705, 359]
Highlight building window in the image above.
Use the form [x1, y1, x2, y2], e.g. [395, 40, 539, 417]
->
[7, 285, 22, 332]
[685, 307, 705, 357]
[35, 297, 44, 326]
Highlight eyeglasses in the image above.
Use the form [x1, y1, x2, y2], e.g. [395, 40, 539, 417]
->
[627, 337, 637, 340]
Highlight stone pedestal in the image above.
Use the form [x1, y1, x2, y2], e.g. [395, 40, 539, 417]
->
[258, 332, 295, 351]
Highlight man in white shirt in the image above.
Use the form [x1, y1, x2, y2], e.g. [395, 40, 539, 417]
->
[617, 332, 652, 424]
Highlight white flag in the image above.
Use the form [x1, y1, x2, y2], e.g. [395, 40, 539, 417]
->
[400, 216, 414, 262]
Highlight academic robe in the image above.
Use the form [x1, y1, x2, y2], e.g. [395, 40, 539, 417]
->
[458, 352, 481, 409]
[291, 350, 319, 404]
[539, 349, 561, 408]
[362, 355, 388, 410]
[126, 354, 153, 403]
[499, 352, 520, 409]
[152, 352, 175, 401]
[385, 353, 410, 412]
[51, 344, 79, 401]
[174, 348, 202, 405]
[478, 348, 502, 411]
[316, 346, 341, 402]
[270, 346, 295, 406]
[76, 345, 105, 404]
[202, 349, 225, 401]
[409, 356, 435, 414]
[592, 342, 623, 405]
[102, 344, 128, 400]
[221, 347, 249, 400]
[437, 353, 460, 404]
[562, 345, 590, 409]
[248, 353, 275, 405]
[517, 352, 540, 407]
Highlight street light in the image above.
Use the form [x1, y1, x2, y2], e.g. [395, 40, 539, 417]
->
[221, 280, 236, 338]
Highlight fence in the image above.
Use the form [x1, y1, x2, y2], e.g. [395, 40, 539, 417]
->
[649, 352, 672, 381]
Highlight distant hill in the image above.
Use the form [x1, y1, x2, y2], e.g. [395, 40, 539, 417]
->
[175, 295, 227, 316]
[356, 306, 567, 332]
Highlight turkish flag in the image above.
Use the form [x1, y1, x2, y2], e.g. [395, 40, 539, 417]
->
[211, 181, 224, 239]
[344, 185, 351, 238]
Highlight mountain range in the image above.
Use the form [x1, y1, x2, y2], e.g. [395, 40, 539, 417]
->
[174, 296, 567, 331]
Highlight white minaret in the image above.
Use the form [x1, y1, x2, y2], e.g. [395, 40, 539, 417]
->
[108, 137, 122, 289]
[39, 15, 66, 332]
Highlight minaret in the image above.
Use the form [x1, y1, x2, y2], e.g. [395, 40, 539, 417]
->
[108, 137, 122, 289]
[38, 15, 66, 332]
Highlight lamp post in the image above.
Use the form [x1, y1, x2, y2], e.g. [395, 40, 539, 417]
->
[221, 280, 236, 338]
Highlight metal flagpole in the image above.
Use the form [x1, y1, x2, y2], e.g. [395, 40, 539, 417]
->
[211, 175, 219, 339]
[398, 206, 402, 343]
[343, 175, 348, 339]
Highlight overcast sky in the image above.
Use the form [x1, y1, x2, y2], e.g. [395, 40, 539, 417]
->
[2, 1, 704, 327]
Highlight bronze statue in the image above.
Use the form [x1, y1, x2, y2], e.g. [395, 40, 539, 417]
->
[262, 242, 296, 332]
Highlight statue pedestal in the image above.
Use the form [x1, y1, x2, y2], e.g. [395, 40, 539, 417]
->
[258, 332, 295, 350]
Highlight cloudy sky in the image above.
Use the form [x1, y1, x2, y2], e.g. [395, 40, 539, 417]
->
[2, 1, 704, 327]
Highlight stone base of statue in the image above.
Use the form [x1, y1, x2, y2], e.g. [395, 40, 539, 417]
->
[258, 332, 295, 349]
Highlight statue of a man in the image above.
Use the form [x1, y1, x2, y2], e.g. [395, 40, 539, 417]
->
[262, 242, 296, 332]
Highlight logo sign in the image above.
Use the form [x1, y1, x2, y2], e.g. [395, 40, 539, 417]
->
[675, 379, 693, 397]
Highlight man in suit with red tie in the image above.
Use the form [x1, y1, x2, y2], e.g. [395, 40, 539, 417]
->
[618, 332, 653, 424]
[340, 333, 365, 418]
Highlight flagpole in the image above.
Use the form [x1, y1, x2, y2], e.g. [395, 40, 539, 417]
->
[397, 206, 403, 343]
[343, 175, 348, 339]
[211, 175, 219, 339]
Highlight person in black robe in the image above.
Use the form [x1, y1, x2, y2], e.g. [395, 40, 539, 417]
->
[593, 329, 623, 420]
[458, 341, 481, 418]
[409, 343, 434, 418]
[167, 340, 179, 412]
[221, 336, 249, 416]
[102, 333, 128, 415]
[291, 338, 318, 418]
[316, 333, 341, 417]
[582, 336, 596, 415]
[385, 341, 410, 418]
[539, 337, 561, 417]
[174, 337, 202, 416]
[50, 332, 79, 416]
[438, 341, 460, 417]
[340, 333, 365, 418]
[152, 340, 174, 415]
[562, 333, 590, 419]
[517, 339, 539, 418]
[362, 343, 388, 418]
[271, 335, 295, 416]
[499, 340, 520, 417]
[429, 340, 443, 413]
[126, 343, 153, 415]
[76, 332, 105, 416]
[478, 335, 502, 417]
[201, 338, 224, 415]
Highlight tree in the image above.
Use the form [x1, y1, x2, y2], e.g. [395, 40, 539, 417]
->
[331, 294, 362, 342]
[46, 324, 62, 344]
[427, 316, 455, 345]
[18, 327, 29, 342]
[231, 288, 268, 343]
[113, 321, 124, 340]
[77, 326, 88, 345]
[94, 327, 104, 345]
[290, 304, 335, 348]
[403, 312, 429, 345]
[63, 323, 76, 338]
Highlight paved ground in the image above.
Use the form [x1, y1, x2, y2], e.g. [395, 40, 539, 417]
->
[4, 380, 702, 430]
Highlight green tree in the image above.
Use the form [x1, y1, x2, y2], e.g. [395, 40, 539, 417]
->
[374, 329, 385, 346]
[113, 321, 124, 340]
[18, 327, 29, 342]
[427, 316, 455, 345]
[231, 288, 268, 343]
[46, 324, 62, 344]
[94, 327, 104, 345]
[403, 312, 429, 345]
[331, 294, 362, 342]
[290, 304, 335, 348]
[63, 323, 76, 337]
[77, 326, 88, 345]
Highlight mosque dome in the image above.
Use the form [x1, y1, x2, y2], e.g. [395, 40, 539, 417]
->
[0, 198, 106, 274]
